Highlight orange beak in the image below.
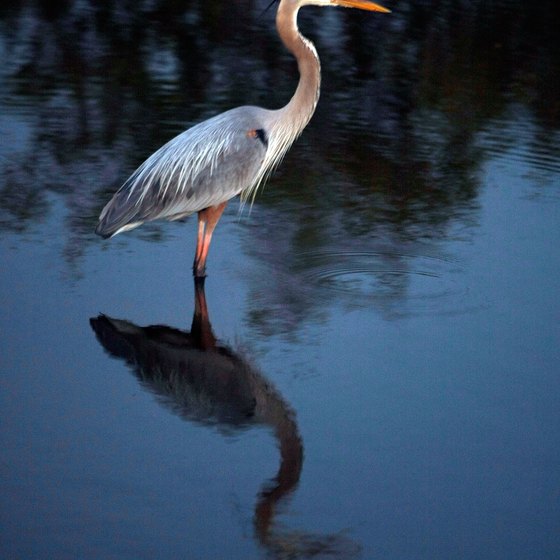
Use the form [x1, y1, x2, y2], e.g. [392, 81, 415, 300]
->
[332, 0, 391, 12]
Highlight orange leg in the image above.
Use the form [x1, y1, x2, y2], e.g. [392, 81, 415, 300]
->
[193, 202, 227, 278]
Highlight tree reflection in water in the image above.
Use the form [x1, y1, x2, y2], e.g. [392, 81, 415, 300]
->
[1, 0, 558, 236]
[2, 0, 559, 330]
[90, 278, 360, 559]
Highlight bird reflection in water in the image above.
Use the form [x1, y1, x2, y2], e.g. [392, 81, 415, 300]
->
[90, 278, 359, 558]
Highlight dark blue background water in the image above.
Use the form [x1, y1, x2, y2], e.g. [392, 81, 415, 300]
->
[1, 1, 559, 558]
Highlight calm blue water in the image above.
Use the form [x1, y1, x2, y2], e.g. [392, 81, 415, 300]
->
[1, 1, 559, 559]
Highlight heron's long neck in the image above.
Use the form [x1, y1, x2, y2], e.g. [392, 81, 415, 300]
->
[242, 2, 321, 202]
[276, 2, 321, 133]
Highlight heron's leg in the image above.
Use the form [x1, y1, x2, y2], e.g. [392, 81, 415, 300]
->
[193, 202, 227, 277]
[194, 219, 206, 272]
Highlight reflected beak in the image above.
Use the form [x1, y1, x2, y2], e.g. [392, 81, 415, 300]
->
[332, 0, 391, 12]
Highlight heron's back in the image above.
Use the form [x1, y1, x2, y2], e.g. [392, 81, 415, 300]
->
[96, 106, 271, 238]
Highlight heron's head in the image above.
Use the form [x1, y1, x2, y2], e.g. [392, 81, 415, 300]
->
[269, 0, 390, 13]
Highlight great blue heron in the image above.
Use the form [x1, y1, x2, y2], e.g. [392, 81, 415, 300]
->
[95, 0, 390, 277]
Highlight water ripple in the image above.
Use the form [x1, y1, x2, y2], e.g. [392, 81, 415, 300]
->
[478, 111, 560, 175]
[294, 249, 474, 317]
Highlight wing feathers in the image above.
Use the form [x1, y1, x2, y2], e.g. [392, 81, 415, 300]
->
[96, 107, 268, 238]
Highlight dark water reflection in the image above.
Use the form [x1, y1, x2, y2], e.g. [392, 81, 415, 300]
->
[87, 279, 361, 559]
[90, 279, 358, 558]
[1, 1, 560, 559]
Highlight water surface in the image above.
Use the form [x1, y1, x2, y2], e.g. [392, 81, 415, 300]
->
[1, 1, 559, 559]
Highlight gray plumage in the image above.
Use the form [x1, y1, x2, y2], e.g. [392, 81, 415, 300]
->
[96, 107, 270, 239]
